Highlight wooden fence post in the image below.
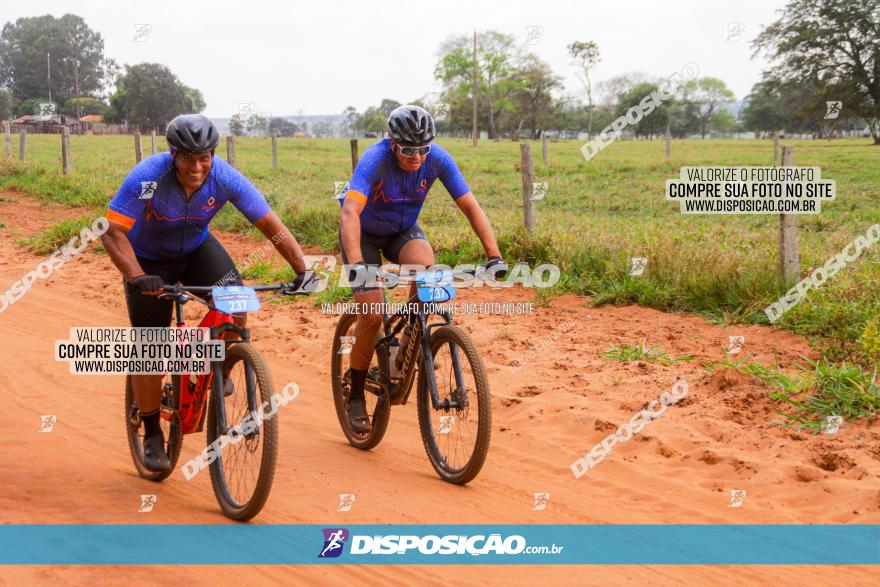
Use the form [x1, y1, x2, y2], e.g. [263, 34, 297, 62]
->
[520, 142, 536, 233]
[61, 126, 72, 175]
[773, 131, 779, 164]
[779, 145, 800, 285]
[134, 132, 143, 163]
[541, 131, 548, 164]
[665, 121, 672, 162]
[4, 123, 10, 157]
[18, 128, 26, 161]
[272, 132, 278, 169]
[350, 139, 359, 172]
[151, 130, 157, 154]
[226, 136, 237, 167]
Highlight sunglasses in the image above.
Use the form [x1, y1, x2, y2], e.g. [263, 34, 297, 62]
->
[396, 144, 431, 157]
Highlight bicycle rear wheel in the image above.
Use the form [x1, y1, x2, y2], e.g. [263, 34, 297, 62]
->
[125, 374, 183, 482]
[331, 312, 391, 450]
[207, 343, 278, 521]
[417, 325, 491, 484]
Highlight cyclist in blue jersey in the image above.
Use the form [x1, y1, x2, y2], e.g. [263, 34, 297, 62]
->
[339, 105, 506, 433]
[101, 114, 315, 471]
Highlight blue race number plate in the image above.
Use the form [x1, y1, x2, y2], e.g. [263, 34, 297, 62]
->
[212, 286, 261, 314]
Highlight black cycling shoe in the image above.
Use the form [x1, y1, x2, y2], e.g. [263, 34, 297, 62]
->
[347, 398, 372, 434]
[143, 431, 171, 472]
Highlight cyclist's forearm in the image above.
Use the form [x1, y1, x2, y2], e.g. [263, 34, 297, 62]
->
[101, 228, 145, 280]
[458, 196, 501, 258]
[253, 212, 306, 273]
[340, 207, 364, 264]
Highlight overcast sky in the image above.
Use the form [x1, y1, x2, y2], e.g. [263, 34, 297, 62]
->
[10, 0, 788, 117]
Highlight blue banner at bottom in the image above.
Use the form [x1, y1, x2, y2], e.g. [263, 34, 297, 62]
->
[0, 525, 877, 564]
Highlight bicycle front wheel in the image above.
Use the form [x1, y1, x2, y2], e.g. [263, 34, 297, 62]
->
[417, 325, 491, 484]
[207, 343, 278, 521]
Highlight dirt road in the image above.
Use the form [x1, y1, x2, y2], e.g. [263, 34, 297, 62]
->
[1, 193, 877, 585]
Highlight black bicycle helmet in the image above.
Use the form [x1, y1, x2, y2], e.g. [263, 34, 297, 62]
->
[166, 114, 219, 153]
[387, 105, 436, 145]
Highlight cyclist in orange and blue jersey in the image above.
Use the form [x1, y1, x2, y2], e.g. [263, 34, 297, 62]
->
[102, 114, 314, 471]
[338, 105, 505, 433]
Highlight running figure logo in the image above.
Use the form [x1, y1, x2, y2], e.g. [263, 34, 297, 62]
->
[138, 494, 157, 512]
[39, 415, 56, 432]
[139, 181, 157, 200]
[728, 489, 746, 508]
[532, 492, 550, 511]
[318, 528, 350, 558]
[338, 336, 356, 355]
[333, 181, 349, 201]
[337, 493, 356, 512]
[531, 182, 548, 202]
[824, 101, 842, 119]
[727, 336, 745, 354]
[824, 415, 843, 434]
[629, 257, 648, 276]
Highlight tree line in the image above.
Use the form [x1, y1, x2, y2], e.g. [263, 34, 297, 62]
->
[0, 14, 203, 129]
[2, 2, 877, 143]
[344, 0, 879, 143]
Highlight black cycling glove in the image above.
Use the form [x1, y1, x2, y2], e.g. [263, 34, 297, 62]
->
[286, 270, 319, 293]
[130, 274, 164, 294]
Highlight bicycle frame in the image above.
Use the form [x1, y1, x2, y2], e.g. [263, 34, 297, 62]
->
[374, 290, 469, 411]
[164, 292, 256, 437]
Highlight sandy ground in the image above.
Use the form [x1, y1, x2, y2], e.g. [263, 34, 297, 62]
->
[0, 192, 878, 585]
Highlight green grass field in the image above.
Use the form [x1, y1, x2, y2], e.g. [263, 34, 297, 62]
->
[2, 134, 879, 363]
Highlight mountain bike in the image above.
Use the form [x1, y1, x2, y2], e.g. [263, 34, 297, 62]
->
[330, 268, 492, 484]
[125, 281, 310, 520]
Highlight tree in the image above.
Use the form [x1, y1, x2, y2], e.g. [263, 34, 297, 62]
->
[342, 105, 358, 137]
[596, 72, 655, 107]
[510, 54, 562, 138]
[246, 114, 267, 136]
[709, 109, 738, 135]
[615, 83, 671, 138]
[0, 88, 18, 119]
[377, 98, 401, 117]
[108, 63, 205, 128]
[435, 31, 521, 138]
[19, 97, 52, 117]
[0, 14, 116, 103]
[62, 96, 105, 117]
[268, 116, 299, 137]
[753, 0, 880, 143]
[228, 112, 246, 136]
[681, 77, 735, 138]
[568, 40, 601, 138]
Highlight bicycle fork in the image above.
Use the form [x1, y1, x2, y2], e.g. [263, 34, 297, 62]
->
[419, 315, 468, 411]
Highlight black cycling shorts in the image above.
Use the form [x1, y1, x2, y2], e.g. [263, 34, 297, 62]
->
[123, 232, 242, 327]
[338, 223, 429, 293]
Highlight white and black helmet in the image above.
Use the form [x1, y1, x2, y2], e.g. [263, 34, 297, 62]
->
[387, 105, 436, 145]
[166, 114, 219, 153]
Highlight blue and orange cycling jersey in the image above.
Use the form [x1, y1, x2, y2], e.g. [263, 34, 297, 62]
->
[342, 139, 470, 236]
[107, 153, 271, 260]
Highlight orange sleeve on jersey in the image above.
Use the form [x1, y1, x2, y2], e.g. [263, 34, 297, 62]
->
[107, 209, 136, 230]
[344, 189, 367, 207]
